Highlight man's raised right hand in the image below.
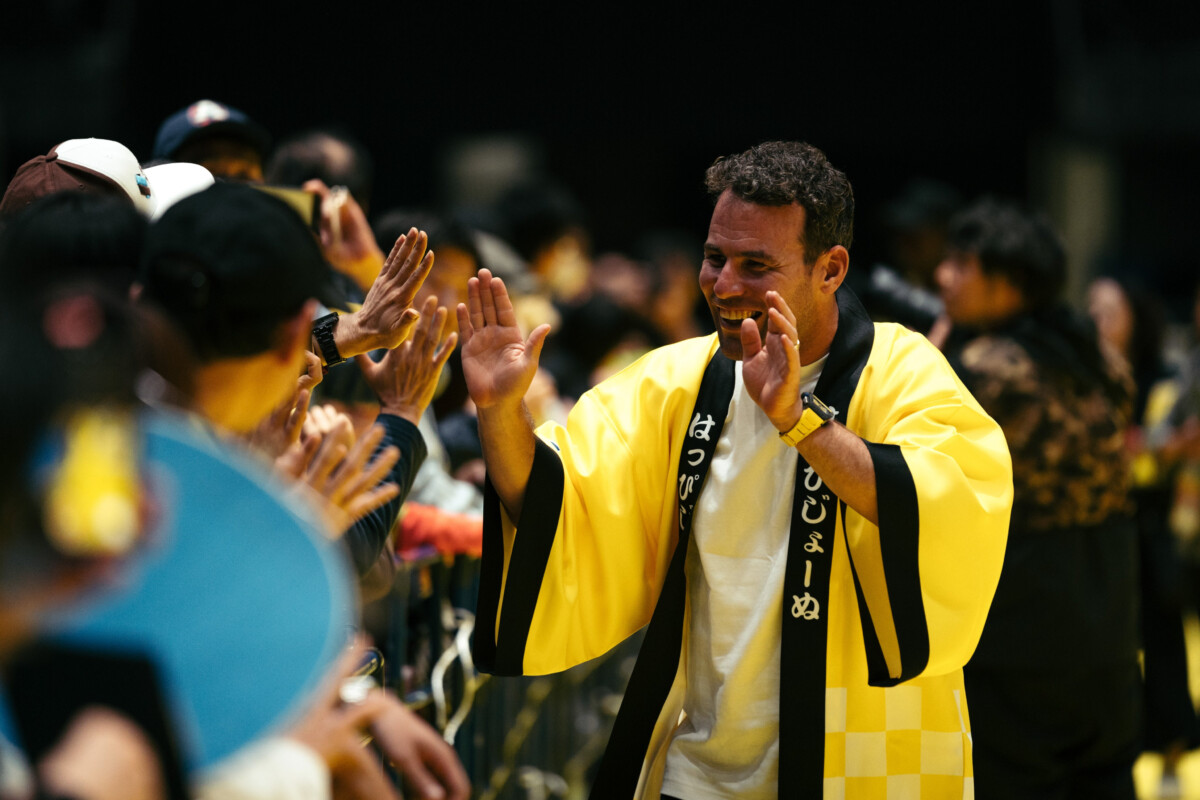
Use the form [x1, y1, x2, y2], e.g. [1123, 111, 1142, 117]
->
[457, 269, 551, 411]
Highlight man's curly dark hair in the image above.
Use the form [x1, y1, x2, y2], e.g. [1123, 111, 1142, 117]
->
[704, 141, 855, 261]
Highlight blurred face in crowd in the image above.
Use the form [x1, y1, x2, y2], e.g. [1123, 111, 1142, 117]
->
[700, 191, 833, 362]
[936, 250, 1024, 327]
[177, 139, 264, 183]
[1087, 278, 1134, 358]
[196, 302, 315, 435]
[591, 253, 655, 315]
[532, 231, 590, 301]
[416, 246, 476, 336]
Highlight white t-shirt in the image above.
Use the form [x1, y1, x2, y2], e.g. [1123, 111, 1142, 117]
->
[661, 356, 825, 800]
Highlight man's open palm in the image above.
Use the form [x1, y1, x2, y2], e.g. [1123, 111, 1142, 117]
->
[742, 291, 805, 432]
[457, 269, 551, 411]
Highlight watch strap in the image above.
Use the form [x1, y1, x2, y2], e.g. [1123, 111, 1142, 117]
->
[312, 312, 344, 368]
[779, 407, 829, 447]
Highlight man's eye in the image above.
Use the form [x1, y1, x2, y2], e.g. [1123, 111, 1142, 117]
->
[703, 255, 725, 267]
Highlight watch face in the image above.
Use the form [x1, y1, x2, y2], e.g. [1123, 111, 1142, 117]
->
[802, 392, 837, 421]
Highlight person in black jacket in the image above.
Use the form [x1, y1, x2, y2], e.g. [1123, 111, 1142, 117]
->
[936, 199, 1140, 800]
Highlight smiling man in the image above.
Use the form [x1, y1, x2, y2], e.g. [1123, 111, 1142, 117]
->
[461, 141, 1013, 799]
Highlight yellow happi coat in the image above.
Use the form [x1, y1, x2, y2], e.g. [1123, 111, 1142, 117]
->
[473, 290, 1012, 799]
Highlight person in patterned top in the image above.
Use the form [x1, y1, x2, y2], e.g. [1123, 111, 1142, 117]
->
[936, 198, 1140, 800]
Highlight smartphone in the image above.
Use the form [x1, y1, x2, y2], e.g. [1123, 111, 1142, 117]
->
[252, 185, 321, 235]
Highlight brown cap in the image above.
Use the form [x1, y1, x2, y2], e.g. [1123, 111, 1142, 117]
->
[0, 152, 125, 219]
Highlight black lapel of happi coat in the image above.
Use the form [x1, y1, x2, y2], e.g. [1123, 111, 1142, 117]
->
[590, 350, 736, 799]
[777, 288, 875, 796]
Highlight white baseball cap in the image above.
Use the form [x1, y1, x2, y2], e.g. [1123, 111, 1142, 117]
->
[0, 138, 214, 220]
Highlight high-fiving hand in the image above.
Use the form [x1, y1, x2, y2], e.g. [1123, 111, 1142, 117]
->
[288, 638, 470, 800]
[338, 228, 435, 357]
[356, 295, 457, 426]
[456, 269, 552, 411]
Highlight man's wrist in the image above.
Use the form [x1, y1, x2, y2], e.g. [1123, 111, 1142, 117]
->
[772, 406, 804, 435]
[333, 311, 372, 359]
[380, 403, 423, 426]
[476, 396, 527, 419]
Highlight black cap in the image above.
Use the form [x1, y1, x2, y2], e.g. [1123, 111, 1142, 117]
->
[141, 183, 345, 358]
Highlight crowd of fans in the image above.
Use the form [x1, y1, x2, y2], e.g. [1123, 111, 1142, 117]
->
[2, 98, 1200, 799]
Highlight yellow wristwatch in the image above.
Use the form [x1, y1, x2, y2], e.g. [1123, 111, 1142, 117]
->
[779, 392, 838, 447]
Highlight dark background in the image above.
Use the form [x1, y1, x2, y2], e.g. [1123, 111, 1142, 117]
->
[2, 1, 1199, 313]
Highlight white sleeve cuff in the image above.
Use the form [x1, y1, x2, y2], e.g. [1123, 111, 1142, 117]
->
[194, 737, 330, 800]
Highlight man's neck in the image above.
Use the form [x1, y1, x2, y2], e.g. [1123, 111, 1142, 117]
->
[798, 298, 839, 368]
[192, 354, 283, 435]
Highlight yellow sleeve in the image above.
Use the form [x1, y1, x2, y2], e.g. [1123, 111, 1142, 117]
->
[843, 325, 1013, 684]
[473, 337, 720, 676]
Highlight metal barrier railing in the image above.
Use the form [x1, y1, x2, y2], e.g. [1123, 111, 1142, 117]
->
[376, 551, 641, 799]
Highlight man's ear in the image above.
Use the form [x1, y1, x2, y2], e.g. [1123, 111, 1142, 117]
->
[275, 299, 318, 363]
[817, 246, 849, 294]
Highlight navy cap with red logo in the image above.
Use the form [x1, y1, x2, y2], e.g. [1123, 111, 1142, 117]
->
[152, 100, 271, 162]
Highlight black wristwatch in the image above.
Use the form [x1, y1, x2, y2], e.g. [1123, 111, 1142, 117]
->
[312, 312, 344, 368]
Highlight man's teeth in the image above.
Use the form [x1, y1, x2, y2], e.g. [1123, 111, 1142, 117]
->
[721, 310, 760, 321]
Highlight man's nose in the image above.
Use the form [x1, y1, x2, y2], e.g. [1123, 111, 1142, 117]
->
[712, 264, 742, 298]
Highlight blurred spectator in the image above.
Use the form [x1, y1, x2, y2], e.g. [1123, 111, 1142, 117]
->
[635, 230, 712, 344]
[0, 192, 145, 296]
[937, 199, 1140, 799]
[589, 251, 656, 316]
[540, 285, 665, 401]
[0, 147, 465, 800]
[1088, 275, 1195, 797]
[139, 184, 336, 431]
[1089, 277, 1171, 421]
[0, 185, 199, 407]
[137, 183, 428, 577]
[1145, 282, 1200, 521]
[152, 100, 270, 182]
[0, 296, 145, 644]
[491, 179, 590, 303]
[842, 179, 960, 332]
[262, 130, 384, 298]
[0, 272, 169, 800]
[881, 178, 962, 290]
[266, 128, 375, 215]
